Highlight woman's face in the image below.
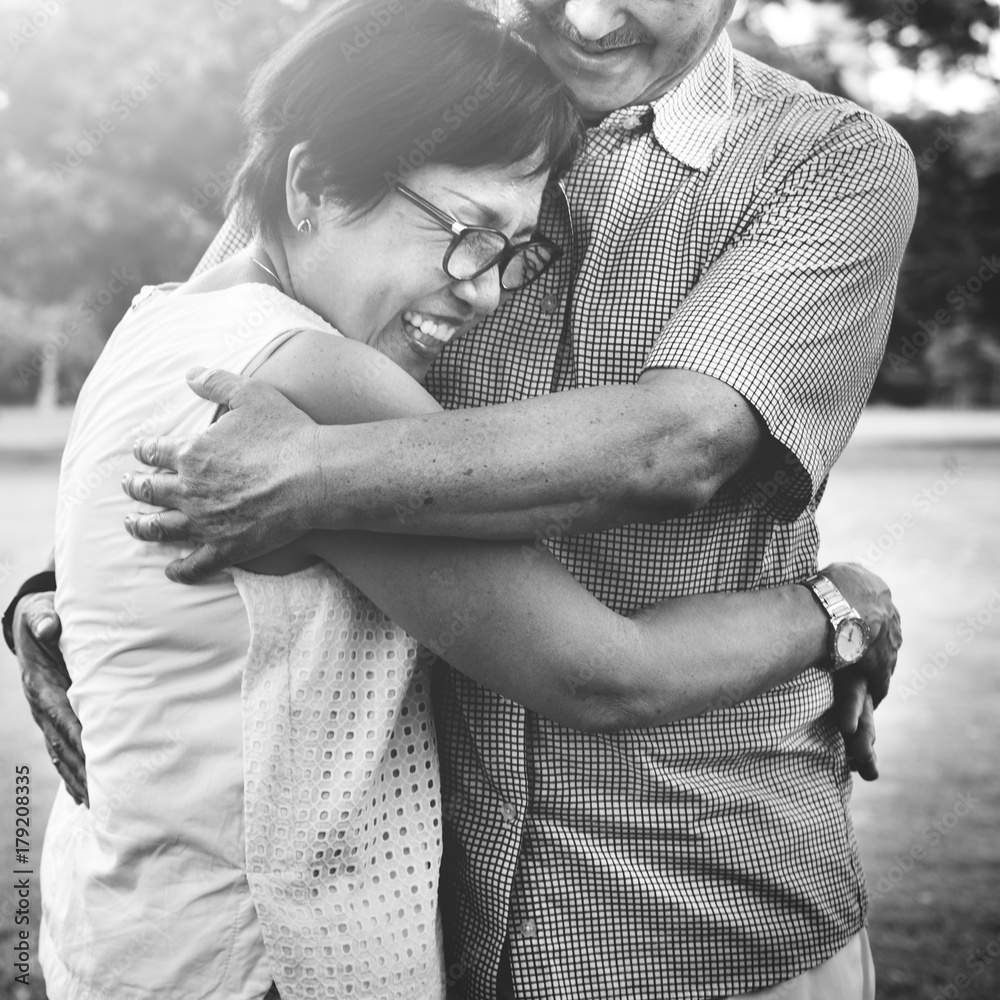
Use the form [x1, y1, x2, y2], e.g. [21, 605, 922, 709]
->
[284, 160, 550, 369]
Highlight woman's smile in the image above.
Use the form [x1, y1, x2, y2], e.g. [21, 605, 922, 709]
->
[400, 308, 467, 345]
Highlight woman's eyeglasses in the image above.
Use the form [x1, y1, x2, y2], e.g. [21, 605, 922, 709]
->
[394, 183, 561, 292]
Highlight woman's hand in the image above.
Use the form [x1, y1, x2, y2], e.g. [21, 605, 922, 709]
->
[820, 561, 902, 782]
[12, 593, 88, 806]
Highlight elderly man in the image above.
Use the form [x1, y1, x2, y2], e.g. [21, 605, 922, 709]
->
[9, 0, 913, 997]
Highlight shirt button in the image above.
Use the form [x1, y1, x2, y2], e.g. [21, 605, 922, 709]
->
[539, 293, 559, 314]
[500, 802, 517, 824]
[519, 918, 538, 939]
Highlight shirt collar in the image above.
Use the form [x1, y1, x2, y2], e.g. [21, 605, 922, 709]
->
[647, 31, 735, 171]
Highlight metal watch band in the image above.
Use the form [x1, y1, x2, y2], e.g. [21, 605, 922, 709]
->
[803, 573, 854, 623]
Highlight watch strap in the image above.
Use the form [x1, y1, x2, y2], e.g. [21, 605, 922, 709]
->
[2, 570, 57, 655]
[803, 572, 854, 624]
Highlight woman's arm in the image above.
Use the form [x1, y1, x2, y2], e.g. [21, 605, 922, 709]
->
[251, 330, 883, 733]
[307, 527, 832, 732]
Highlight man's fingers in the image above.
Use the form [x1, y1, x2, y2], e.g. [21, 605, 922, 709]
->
[845, 694, 878, 781]
[165, 544, 226, 585]
[185, 366, 253, 409]
[121, 470, 183, 509]
[45, 733, 89, 808]
[124, 509, 192, 544]
[26, 685, 89, 804]
[132, 435, 185, 473]
[833, 672, 866, 735]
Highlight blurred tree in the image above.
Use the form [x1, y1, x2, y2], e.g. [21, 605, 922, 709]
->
[0, 0, 997, 405]
[838, 0, 998, 70]
[730, 0, 1000, 406]
[0, 0, 316, 312]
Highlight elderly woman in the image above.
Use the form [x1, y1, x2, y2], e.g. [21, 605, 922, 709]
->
[22, 2, 897, 999]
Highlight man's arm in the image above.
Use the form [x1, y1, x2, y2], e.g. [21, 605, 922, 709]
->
[124, 365, 759, 550]
[122, 117, 916, 564]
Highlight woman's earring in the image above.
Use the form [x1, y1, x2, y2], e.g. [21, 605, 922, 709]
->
[297, 218, 313, 235]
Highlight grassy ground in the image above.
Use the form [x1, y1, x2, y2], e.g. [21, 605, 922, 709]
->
[1, 406, 998, 999]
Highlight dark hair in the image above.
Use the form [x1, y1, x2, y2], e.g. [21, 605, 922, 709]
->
[227, 0, 584, 240]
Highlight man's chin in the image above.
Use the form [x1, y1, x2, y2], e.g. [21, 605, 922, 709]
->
[529, 34, 649, 116]
[560, 75, 644, 121]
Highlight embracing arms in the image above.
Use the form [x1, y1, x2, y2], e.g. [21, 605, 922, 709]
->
[174, 331, 900, 735]
[119, 365, 758, 575]
[10, 339, 895, 805]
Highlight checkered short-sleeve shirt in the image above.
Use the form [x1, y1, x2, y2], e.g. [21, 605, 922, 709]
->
[197, 33, 916, 1000]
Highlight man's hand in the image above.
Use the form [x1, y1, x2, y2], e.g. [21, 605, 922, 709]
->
[12, 593, 88, 806]
[819, 562, 902, 782]
[122, 367, 316, 583]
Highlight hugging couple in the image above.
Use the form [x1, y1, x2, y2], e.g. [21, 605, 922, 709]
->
[6, 0, 916, 997]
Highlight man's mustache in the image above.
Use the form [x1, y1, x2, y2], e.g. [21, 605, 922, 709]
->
[535, 8, 657, 51]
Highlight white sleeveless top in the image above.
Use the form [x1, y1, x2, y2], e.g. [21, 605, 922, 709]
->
[42, 283, 444, 1000]
[233, 565, 443, 1000]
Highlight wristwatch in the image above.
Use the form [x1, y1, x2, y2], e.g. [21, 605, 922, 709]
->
[801, 572, 870, 672]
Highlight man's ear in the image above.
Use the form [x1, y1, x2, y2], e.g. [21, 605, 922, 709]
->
[284, 141, 321, 231]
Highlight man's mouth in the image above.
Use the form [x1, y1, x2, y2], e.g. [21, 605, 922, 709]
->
[542, 11, 653, 57]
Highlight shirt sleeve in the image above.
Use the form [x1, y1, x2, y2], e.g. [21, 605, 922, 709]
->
[642, 112, 918, 520]
[191, 213, 254, 276]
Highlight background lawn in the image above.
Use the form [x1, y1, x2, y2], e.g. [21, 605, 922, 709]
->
[1, 405, 998, 1000]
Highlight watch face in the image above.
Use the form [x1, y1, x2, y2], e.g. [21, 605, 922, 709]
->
[836, 619, 868, 663]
